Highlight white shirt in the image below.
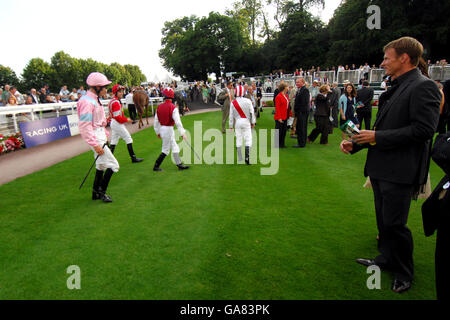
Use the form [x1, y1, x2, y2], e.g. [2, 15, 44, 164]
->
[125, 93, 134, 105]
[229, 97, 256, 128]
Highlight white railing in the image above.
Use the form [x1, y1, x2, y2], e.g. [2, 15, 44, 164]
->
[369, 69, 385, 83]
[429, 66, 450, 81]
[0, 97, 164, 135]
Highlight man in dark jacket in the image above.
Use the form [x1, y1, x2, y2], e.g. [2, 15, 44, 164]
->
[293, 78, 310, 148]
[356, 81, 375, 130]
[340, 37, 441, 293]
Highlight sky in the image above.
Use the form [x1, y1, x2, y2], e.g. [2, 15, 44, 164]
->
[0, 0, 341, 82]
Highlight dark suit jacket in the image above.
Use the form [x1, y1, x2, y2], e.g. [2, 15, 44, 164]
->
[352, 68, 441, 185]
[294, 86, 310, 115]
[329, 88, 340, 108]
[356, 87, 374, 113]
[314, 93, 331, 116]
[30, 94, 39, 104]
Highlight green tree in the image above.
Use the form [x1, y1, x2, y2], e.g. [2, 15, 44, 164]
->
[227, 0, 264, 44]
[266, 0, 324, 29]
[159, 12, 244, 81]
[0, 65, 19, 86]
[276, 10, 328, 71]
[124, 64, 147, 86]
[21, 58, 53, 91]
[50, 51, 81, 91]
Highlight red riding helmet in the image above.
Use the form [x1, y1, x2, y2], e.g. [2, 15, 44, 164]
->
[163, 88, 174, 99]
[112, 84, 125, 95]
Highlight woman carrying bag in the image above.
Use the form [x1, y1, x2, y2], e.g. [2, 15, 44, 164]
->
[339, 83, 360, 139]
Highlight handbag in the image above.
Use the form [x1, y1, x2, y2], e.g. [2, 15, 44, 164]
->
[422, 176, 450, 237]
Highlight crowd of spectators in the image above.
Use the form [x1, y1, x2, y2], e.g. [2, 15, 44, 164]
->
[0, 84, 90, 107]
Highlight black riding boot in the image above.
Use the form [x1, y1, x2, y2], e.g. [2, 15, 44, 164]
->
[109, 144, 116, 154]
[174, 152, 189, 170]
[245, 146, 251, 165]
[92, 169, 104, 200]
[127, 143, 143, 163]
[153, 153, 167, 171]
[98, 169, 114, 203]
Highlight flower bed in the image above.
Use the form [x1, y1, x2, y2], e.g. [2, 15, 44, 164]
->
[0, 133, 26, 155]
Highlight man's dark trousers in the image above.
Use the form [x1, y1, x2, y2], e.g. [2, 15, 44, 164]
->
[128, 104, 137, 121]
[371, 178, 414, 282]
[296, 112, 308, 147]
[357, 111, 372, 130]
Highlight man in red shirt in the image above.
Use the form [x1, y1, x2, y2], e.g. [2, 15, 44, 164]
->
[153, 88, 189, 171]
[108, 84, 143, 163]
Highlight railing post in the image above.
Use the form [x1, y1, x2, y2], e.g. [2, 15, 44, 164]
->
[12, 113, 18, 133]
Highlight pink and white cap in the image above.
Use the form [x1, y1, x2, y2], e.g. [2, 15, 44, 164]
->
[86, 72, 112, 87]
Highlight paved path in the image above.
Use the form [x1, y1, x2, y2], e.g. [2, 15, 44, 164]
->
[0, 106, 220, 186]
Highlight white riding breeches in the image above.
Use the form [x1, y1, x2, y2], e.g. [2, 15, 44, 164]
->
[235, 118, 252, 148]
[110, 119, 133, 145]
[90, 127, 120, 172]
[160, 126, 180, 155]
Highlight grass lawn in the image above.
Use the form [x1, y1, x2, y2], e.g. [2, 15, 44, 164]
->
[0, 108, 443, 300]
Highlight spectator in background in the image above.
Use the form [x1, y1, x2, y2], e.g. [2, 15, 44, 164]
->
[363, 63, 371, 80]
[356, 81, 375, 130]
[339, 83, 359, 139]
[125, 89, 137, 124]
[0, 88, 3, 106]
[6, 95, 17, 106]
[3, 86, 11, 104]
[77, 86, 86, 96]
[9, 87, 22, 105]
[25, 95, 33, 105]
[273, 80, 284, 106]
[39, 87, 48, 103]
[274, 82, 291, 148]
[307, 84, 332, 145]
[30, 88, 39, 104]
[289, 82, 297, 138]
[293, 78, 310, 148]
[59, 85, 70, 102]
[329, 82, 340, 129]
[210, 84, 216, 104]
[43, 84, 50, 95]
[309, 80, 319, 124]
[69, 88, 78, 101]
[202, 84, 208, 104]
